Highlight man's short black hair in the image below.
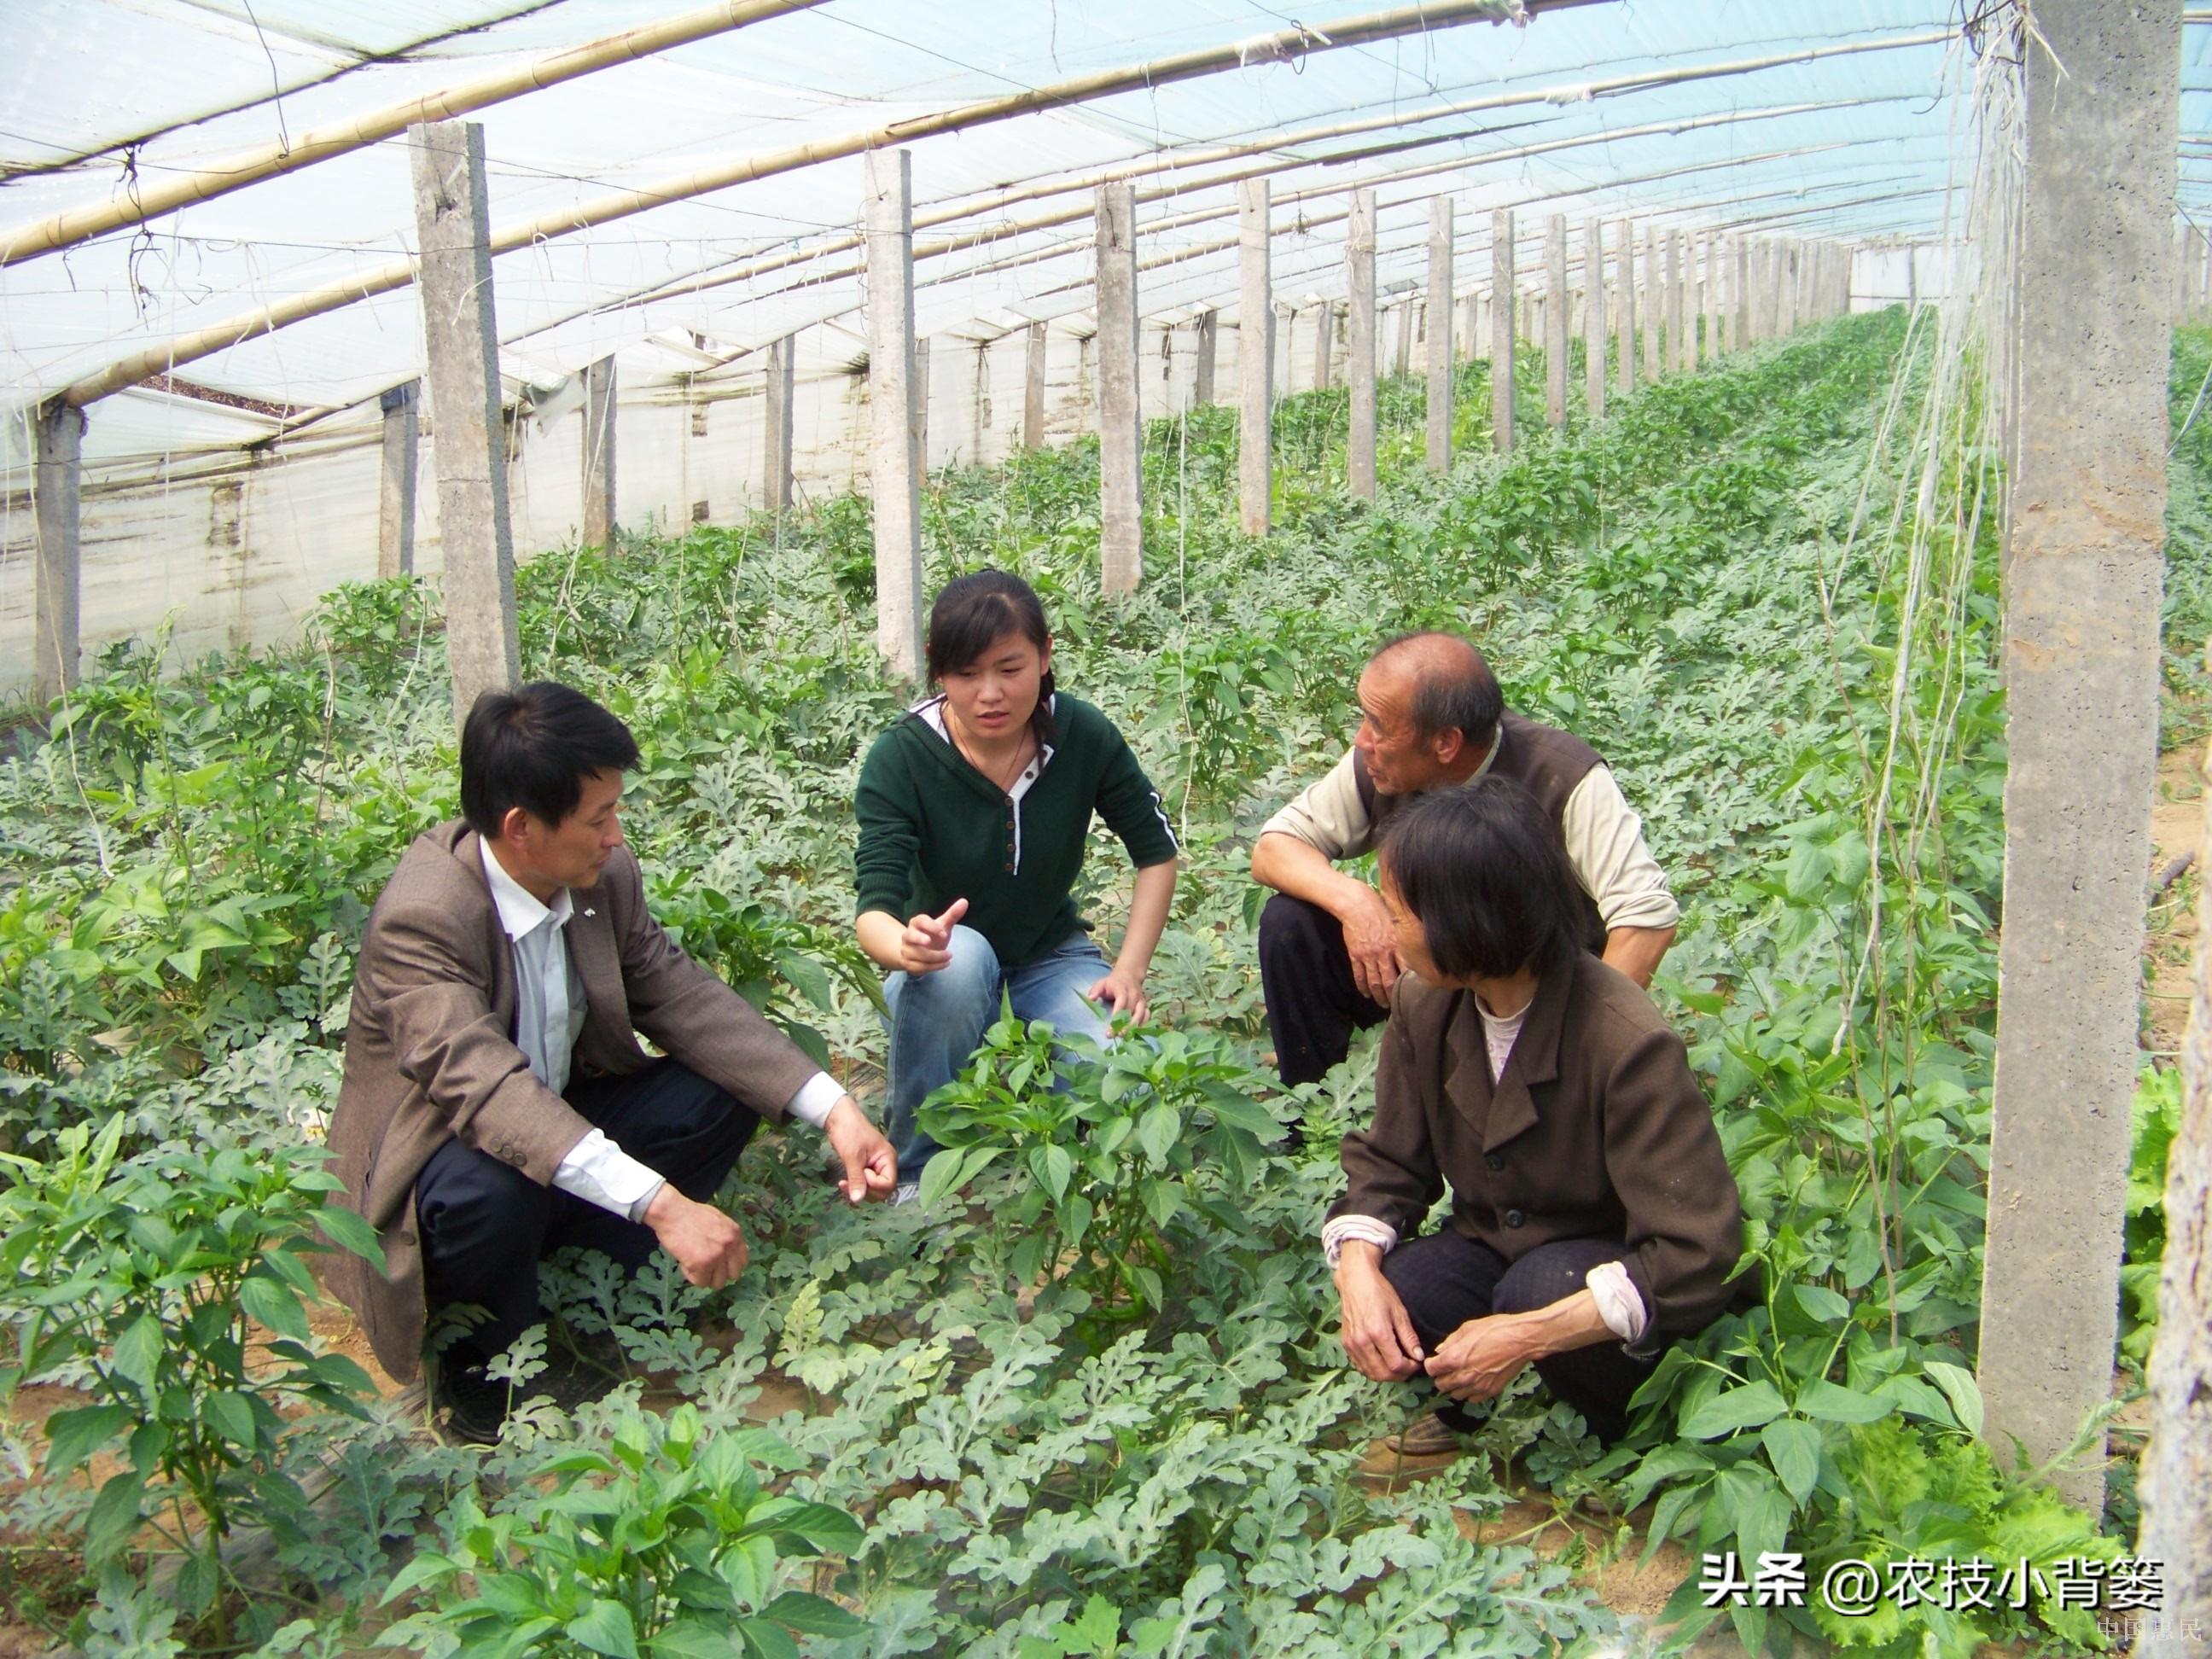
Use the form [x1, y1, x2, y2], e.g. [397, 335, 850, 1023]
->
[459, 682, 640, 837]
[1371, 632, 1504, 746]
[1379, 776, 1583, 981]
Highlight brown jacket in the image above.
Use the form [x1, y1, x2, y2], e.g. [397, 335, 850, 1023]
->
[1332, 953, 1743, 1354]
[326, 822, 820, 1382]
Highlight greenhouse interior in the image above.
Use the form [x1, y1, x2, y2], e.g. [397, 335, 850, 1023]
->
[1, 0, 2209, 1654]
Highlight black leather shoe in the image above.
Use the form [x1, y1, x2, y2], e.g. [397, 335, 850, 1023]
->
[434, 1363, 509, 1447]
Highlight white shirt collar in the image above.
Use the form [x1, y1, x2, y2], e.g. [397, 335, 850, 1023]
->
[1470, 719, 1505, 779]
[478, 836, 573, 940]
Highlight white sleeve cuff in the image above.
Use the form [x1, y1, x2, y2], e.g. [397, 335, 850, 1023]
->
[551, 1127, 667, 1223]
[1586, 1260, 1649, 1342]
[1322, 1214, 1401, 1268]
[785, 1071, 844, 1128]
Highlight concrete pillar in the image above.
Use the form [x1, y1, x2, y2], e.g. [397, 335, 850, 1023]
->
[912, 337, 931, 475]
[1704, 233, 1723, 358]
[1641, 224, 1663, 383]
[1095, 182, 1143, 595]
[1491, 208, 1515, 454]
[1022, 321, 1047, 450]
[1661, 229, 1680, 374]
[1313, 303, 1333, 391]
[1238, 178, 1272, 534]
[1348, 189, 1378, 498]
[1391, 300, 1414, 379]
[1193, 307, 1218, 406]
[1545, 213, 1569, 428]
[1426, 196, 1453, 473]
[1582, 217, 1606, 420]
[1736, 237, 1753, 347]
[1690, 234, 1708, 364]
[864, 147, 923, 679]
[581, 354, 616, 549]
[408, 119, 518, 730]
[32, 402, 84, 705]
[1982, 0, 2178, 1523]
[2201, 229, 2212, 323]
[1779, 242, 1799, 335]
[377, 381, 418, 579]
[1459, 293, 1478, 364]
[765, 335, 795, 515]
[1615, 218, 1636, 397]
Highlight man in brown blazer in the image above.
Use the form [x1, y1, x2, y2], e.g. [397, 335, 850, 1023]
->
[327, 682, 894, 1441]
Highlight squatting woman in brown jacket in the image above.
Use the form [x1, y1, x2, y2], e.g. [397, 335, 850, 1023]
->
[1326, 777, 1743, 1453]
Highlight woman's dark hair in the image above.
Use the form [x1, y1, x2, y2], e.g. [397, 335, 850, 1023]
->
[925, 568, 1058, 748]
[460, 681, 640, 837]
[1377, 776, 1584, 981]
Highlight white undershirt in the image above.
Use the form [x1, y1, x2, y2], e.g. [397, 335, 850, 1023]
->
[479, 841, 841, 1223]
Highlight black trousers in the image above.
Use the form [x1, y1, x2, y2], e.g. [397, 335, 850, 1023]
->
[413, 1059, 758, 1371]
[1258, 893, 1390, 1086]
[1382, 1231, 1659, 1444]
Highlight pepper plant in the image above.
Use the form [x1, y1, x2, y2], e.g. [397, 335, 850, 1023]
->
[0, 1116, 382, 1646]
[917, 1004, 1281, 1335]
[377, 1403, 866, 1659]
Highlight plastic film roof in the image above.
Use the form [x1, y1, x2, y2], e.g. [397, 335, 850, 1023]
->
[0, 0, 2195, 480]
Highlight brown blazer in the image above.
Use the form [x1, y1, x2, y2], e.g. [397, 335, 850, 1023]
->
[325, 821, 821, 1382]
[1332, 952, 1743, 1354]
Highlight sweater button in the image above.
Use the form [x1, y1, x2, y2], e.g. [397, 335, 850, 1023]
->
[1504, 1208, 1525, 1228]
[1486, 1153, 1505, 1171]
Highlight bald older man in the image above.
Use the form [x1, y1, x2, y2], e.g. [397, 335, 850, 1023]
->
[1251, 632, 1678, 1086]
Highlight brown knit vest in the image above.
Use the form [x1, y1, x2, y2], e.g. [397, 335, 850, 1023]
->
[1354, 709, 1610, 952]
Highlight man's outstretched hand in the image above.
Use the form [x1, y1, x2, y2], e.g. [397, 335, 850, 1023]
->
[824, 1097, 898, 1203]
[643, 1185, 749, 1289]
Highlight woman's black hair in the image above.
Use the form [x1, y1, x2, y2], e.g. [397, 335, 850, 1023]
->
[1377, 776, 1584, 981]
[925, 568, 1058, 748]
[460, 681, 640, 837]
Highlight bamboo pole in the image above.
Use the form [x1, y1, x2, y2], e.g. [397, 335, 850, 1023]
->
[58, 27, 1944, 410]
[0, 0, 834, 267]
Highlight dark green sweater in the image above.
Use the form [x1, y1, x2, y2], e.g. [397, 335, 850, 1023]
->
[853, 694, 1179, 969]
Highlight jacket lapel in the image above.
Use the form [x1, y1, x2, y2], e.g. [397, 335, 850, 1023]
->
[566, 882, 630, 1062]
[1465, 961, 1573, 1154]
[453, 829, 521, 1031]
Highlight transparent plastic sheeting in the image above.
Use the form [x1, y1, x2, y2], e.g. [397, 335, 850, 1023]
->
[0, 1, 2168, 689]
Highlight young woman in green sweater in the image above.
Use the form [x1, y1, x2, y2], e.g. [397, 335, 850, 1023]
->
[854, 569, 1179, 1196]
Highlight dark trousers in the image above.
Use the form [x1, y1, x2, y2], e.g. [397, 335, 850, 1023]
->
[1382, 1231, 1659, 1444]
[1258, 893, 1390, 1087]
[413, 1059, 757, 1371]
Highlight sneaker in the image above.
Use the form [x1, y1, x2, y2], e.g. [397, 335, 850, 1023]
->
[433, 1363, 509, 1447]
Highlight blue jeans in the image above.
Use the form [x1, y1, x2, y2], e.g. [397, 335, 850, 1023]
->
[882, 926, 1113, 1185]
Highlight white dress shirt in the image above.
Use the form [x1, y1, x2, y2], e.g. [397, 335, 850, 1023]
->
[478, 841, 843, 1224]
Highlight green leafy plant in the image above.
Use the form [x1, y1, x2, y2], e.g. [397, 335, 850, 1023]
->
[0, 1118, 382, 1646]
[916, 1006, 1281, 1333]
[378, 1404, 866, 1658]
